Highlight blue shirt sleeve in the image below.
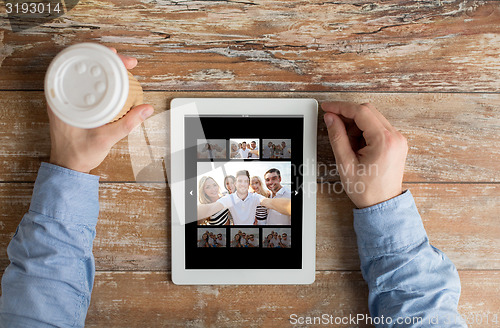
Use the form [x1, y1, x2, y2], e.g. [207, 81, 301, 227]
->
[0, 162, 99, 328]
[353, 190, 468, 327]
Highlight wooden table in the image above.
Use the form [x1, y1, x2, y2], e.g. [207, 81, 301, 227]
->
[1, 1, 499, 327]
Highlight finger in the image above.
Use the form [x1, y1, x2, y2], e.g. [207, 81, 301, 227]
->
[118, 53, 137, 70]
[321, 101, 386, 135]
[324, 112, 358, 168]
[98, 104, 154, 146]
[106, 47, 138, 69]
[46, 105, 67, 128]
[46, 105, 55, 120]
[361, 102, 396, 133]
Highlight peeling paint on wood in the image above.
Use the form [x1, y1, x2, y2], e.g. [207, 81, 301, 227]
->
[1, 1, 500, 91]
[0, 91, 498, 182]
[82, 271, 500, 327]
[0, 183, 498, 272]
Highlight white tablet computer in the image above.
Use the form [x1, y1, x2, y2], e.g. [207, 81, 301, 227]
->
[170, 98, 317, 285]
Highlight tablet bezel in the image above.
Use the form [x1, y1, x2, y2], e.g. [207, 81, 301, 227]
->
[170, 98, 317, 285]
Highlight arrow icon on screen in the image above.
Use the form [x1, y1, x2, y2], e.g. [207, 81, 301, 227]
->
[294, 190, 298, 196]
[190, 190, 193, 196]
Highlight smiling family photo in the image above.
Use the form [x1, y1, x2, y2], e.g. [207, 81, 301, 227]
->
[196, 162, 292, 226]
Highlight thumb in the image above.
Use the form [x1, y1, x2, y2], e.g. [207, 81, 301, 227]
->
[100, 104, 154, 145]
[324, 113, 357, 169]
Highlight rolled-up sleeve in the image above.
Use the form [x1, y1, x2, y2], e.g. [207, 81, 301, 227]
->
[353, 190, 467, 327]
[0, 162, 99, 328]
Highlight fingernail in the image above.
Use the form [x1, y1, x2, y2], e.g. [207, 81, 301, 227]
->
[324, 114, 334, 128]
[141, 107, 154, 119]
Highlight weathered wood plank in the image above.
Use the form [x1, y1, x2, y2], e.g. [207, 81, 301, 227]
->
[317, 183, 500, 271]
[0, 183, 498, 271]
[83, 270, 500, 328]
[0, 91, 498, 182]
[86, 271, 371, 328]
[1, 1, 500, 92]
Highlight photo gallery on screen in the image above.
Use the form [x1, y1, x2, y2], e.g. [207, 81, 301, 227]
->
[196, 138, 292, 249]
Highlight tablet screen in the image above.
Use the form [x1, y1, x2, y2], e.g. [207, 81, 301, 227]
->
[185, 115, 304, 269]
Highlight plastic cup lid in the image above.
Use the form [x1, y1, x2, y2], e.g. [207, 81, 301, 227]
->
[44, 43, 129, 129]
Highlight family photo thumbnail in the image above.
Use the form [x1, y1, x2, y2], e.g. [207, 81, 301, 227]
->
[197, 228, 226, 248]
[263, 228, 291, 248]
[230, 228, 259, 247]
[196, 162, 292, 226]
[230, 138, 260, 159]
[197, 139, 227, 160]
[262, 139, 291, 159]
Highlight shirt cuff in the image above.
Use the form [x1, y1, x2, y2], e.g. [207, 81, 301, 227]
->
[353, 190, 428, 259]
[29, 162, 100, 225]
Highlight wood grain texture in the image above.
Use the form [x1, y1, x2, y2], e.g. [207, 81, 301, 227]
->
[83, 271, 500, 328]
[0, 91, 498, 182]
[1, 182, 498, 272]
[1, 1, 500, 92]
[86, 271, 371, 328]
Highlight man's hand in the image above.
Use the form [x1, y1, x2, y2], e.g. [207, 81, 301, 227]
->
[48, 48, 154, 173]
[322, 102, 408, 208]
[261, 198, 291, 216]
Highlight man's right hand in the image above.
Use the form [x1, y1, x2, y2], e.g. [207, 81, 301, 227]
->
[322, 102, 408, 209]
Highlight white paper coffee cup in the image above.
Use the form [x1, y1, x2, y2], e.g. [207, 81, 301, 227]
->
[45, 43, 141, 129]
